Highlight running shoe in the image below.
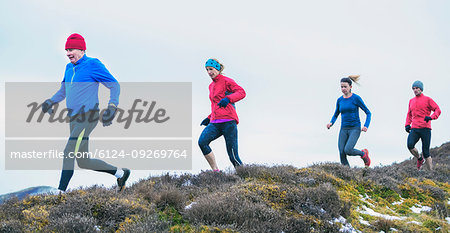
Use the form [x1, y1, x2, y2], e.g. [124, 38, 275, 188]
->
[117, 168, 130, 192]
[361, 149, 371, 167]
[416, 158, 424, 170]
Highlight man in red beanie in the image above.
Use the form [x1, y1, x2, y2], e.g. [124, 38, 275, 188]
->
[41, 33, 130, 192]
[65, 33, 86, 64]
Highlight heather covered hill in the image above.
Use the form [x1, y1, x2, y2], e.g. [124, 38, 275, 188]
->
[0, 142, 449, 233]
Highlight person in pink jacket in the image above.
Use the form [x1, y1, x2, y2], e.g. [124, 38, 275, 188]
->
[198, 58, 246, 171]
[405, 80, 441, 170]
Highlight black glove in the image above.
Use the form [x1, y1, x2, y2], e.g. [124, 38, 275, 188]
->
[200, 118, 210, 126]
[424, 116, 432, 122]
[42, 99, 55, 114]
[102, 105, 117, 127]
[405, 125, 411, 133]
[218, 97, 230, 108]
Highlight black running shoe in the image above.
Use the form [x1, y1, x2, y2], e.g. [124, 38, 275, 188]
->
[117, 168, 130, 192]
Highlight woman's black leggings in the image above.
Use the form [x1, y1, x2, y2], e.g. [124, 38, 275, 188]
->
[198, 120, 242, 167]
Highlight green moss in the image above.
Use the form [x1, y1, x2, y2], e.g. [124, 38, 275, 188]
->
[359, 213, 376, 222]
[422, 219, 440, 230]
[355, 184, 366, 195]
[370, 186, 400, 203]
[401, 187, 427, 202]
[159, 206, 185, 226]
[394, 205, 411, 215]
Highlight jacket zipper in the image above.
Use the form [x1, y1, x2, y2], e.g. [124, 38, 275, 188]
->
[70, 66, 76, 84]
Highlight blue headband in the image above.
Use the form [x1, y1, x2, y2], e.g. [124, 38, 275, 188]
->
[205, 59, 221, 71]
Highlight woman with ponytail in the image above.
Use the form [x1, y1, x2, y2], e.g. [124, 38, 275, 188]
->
[198, 58, 246, 171]
[326, 75, 372, 167]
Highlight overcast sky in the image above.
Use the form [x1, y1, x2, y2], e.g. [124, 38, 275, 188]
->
[1, 0, 449, 194]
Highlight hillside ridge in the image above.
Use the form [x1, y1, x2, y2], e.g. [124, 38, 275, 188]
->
[0, 142, 449, 232]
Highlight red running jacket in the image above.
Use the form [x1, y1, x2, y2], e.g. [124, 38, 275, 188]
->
[405, 94, 441, 129]
[207, 74, 246, 124]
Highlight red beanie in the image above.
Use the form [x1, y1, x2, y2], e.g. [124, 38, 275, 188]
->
[65, 33, 86, 50]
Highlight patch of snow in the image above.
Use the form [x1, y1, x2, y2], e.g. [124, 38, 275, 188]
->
[386, 206, 394, 212]
[390, 228, 398, 232]
[331, 216, 361, 233]
[392, 199, 403, 205]
[334, 216, 346, 224]
[446, 217, 450, 224]
[410, 205, 432, 214]
[184, 201, 197, 210]
[407, 221, 422, 225]
[320, 208, 326, 214]
[339, 223, 360, 233]
[46, 188, 61, 195]
[359, 216, 370, 226]
[360, 194, 375, 207]
[182, 179, 192, 186]
[359, 206, 406, 221]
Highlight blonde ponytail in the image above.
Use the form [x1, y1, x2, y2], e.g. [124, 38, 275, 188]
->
[348, 75, 360, 85]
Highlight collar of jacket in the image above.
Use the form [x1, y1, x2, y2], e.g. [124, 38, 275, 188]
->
[212, 74, 224, 82]
[74, 54, 88, 66]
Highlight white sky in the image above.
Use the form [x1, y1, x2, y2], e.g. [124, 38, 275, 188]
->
[0, 0, 449, 194]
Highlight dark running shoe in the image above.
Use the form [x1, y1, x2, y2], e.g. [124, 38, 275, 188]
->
[117, 168, 130, 192]
[361, 149, 371, 167]
[417, 158, 424, 170]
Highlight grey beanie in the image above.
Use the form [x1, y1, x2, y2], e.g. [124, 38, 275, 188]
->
[412, 80, 423, 91]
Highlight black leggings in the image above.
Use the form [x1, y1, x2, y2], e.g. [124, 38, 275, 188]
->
[407, 128, 431, 158]
[198, 121, 242, 167]
[58, 111, 117, 191]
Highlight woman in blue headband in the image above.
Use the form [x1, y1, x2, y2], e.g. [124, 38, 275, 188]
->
[198, 58, 246, 171]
